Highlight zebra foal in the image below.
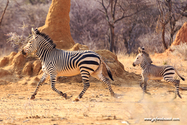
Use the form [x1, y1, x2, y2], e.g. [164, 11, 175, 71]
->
[22, 28, 115, 101]
[132, 47, 185, 99]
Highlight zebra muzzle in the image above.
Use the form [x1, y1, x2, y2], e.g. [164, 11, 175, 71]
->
[132, 63, 136, 67]
[21, 49, 27, 55]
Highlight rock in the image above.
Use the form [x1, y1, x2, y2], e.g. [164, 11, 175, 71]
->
[0, 57, 9, 67]
[29, 76, 40, 86]
[69, 43, 89, 51]
[172, 22, 187, 46]
[154, 22, 187, 57]
[0, 79, 10, 85]
[95, 49, 140, 85]
[0, 68, 11, 77]
[0, 52, 17, 67]
[8, 52, 17, 62]
[38, 0, 75, 50]
[95, 49, 125, 77]
[33, 60, 42, 76]
[22, 62, 33, 76]
[12, 51, 26, 71]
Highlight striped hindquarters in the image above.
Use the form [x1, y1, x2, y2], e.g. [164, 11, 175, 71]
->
[161, 66, 176, 82]
[70, 51, 101, 79]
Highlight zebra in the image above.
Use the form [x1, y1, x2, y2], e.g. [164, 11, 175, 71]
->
[22, 28, 116, 101]
[132, 47, 185, 99]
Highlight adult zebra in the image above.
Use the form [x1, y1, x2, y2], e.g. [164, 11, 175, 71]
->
[22, 28, 115, 101]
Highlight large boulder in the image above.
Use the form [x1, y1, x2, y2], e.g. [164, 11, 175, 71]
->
[0, 52, 17, 67]
[22, 62, 33, 76]
[0, 51, 41, 81]
[95, 50, 140, 85]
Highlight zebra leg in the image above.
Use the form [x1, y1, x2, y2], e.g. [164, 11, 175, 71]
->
[173, 80, 182, 99]
[101, 77, 115, 96]
[140, 81, 144, 89]
[74, 79, 90, 102]
[138, 80, 151, 102]
[95, 73, 115, 97]
[141, 75, 150, 94]
[143, 81, 151, 95]
[165, 78, 182, 99]
[30, 73, 47, 100]
[73, 70, 91, 101]
[91, 65, 115, 97]
[50, 75, 67, 99]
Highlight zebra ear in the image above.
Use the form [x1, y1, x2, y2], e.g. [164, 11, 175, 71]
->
[31, 28, 40, 35]
[138, 47, 142, 53]
[31, 28, 36, 35]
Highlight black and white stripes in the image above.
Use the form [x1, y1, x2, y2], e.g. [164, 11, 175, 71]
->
[133, 47, 185, 99]
[22, 28, 115, 101]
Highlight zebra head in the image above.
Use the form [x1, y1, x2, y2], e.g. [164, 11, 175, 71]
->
[22, 28, 40, 55]
[22, 28, 56, 55]
[133, 47, 152, 66]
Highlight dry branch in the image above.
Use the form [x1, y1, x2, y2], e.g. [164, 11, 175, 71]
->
[0, 0, 9, 27]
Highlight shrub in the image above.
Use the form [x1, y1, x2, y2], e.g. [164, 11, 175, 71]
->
[171, 43, 187, 60]
[0, 1, 50, 56]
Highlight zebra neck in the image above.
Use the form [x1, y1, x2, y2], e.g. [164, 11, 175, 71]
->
[36, 48, 52, 61]
[140, 61, 150, 70]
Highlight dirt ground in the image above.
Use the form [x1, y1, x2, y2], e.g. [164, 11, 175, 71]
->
[0, 55, 187, 125]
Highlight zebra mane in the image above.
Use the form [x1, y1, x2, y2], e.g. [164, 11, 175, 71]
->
[35, 29, 56, 48]
[142, 51, 153, 64]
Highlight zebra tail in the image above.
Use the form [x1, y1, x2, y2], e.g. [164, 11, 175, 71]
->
[175, 69, 185, 81]
[180, 76, 185, 81]
[101, 59, 114, 81]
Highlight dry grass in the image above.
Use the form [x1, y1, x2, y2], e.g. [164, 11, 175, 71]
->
[171, 43, 187, 61]
[118, 53, 143, 75]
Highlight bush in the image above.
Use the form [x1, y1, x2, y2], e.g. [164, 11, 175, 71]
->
[0, 0, 50, 56]
[70, 0, 107, 50]
[171, 43, 187, 60]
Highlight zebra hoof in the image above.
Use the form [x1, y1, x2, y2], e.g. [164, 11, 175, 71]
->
[178, 93, 182, 99]
[112, 93, 122, 98]
[73, 98, 80, 102]
[172, 95, 177, 100]
[30, 95, 35, 100]
[62, 93, 67, 99]
[139, 83, 143, 88]
[144, 91, 151, 95]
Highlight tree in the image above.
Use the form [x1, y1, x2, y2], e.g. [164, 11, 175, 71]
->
[28, 0, 50, 5]
[0, 0, 9, 27]
[98, 0, 148, 52]
[156, 0, 187, 50]
[70, 0, 105, 49]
